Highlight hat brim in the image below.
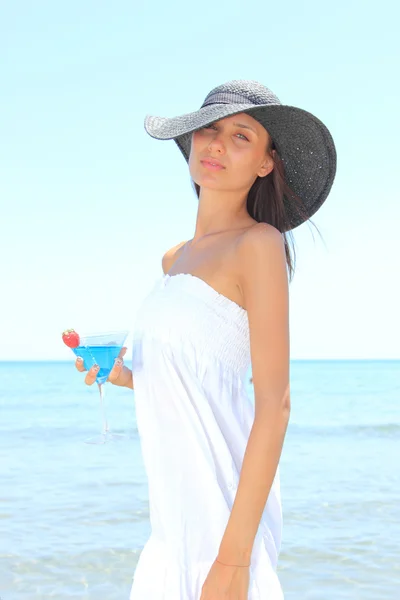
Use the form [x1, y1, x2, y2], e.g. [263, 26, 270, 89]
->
[144, 102, 337, 231]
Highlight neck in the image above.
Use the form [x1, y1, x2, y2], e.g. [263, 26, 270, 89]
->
[192, 186, 250, 244]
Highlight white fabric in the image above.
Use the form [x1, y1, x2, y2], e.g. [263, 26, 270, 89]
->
[130, 273, 284, 599]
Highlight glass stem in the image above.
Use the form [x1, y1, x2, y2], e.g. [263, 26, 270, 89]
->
[98, 382, 109, 435]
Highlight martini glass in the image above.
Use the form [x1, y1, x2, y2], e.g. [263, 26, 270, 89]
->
[70, 330, 129, 445]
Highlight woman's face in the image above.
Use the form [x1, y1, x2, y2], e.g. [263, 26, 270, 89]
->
[189, 112, 274, 193]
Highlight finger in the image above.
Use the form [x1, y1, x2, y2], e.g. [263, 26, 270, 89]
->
[119, 346, 127, 359]
[75, 357, 87, 372]
[108, 354, 125, 383]
[108, 346, 128, 380]
[84, 364, 100, 386]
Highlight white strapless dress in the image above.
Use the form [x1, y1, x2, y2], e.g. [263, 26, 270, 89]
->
[129, 273, 284, 599]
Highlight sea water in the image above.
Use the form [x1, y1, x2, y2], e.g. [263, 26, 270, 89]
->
[0, 360, 399, 599]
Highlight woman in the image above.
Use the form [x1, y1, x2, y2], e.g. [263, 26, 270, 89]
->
[76, 79, 336, 599]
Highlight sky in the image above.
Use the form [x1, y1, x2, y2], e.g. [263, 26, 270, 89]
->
[0, 0, 399, 361]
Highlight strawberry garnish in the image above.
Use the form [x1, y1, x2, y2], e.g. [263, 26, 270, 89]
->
[62, 329, 80, 349]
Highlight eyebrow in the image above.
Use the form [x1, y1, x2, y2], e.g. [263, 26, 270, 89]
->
[232, 121, 258, 135]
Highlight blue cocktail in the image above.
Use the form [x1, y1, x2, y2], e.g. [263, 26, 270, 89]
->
[63, 329, 129, 444]
[71, 344, 124, 385]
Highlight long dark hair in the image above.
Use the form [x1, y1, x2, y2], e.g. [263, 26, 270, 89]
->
[191, 139, 321, 283]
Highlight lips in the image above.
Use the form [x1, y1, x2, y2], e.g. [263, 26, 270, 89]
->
[200, 158, 225, 170]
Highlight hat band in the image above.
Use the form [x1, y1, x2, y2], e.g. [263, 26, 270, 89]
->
[201, 91, 255, 108]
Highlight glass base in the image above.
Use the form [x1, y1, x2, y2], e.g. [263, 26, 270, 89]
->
[84, 432, 129, 445]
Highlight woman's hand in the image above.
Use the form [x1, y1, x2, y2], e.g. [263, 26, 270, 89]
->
[200, 558, 250, 600]
[75, 346, 133, 389]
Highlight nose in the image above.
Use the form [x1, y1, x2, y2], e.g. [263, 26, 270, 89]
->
[207, 131, 226, 154]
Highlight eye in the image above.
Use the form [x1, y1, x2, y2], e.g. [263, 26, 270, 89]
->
[201, 124, 249, 141]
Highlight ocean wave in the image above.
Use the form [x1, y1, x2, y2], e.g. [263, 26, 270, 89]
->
[289, 423, 400, 437]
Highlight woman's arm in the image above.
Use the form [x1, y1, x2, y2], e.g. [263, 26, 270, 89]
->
[217, 223, 291, 565]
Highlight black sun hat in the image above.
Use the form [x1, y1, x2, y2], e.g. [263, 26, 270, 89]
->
[144, 79, 337, 231]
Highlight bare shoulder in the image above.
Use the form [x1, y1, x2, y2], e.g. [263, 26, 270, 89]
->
[242, 221, 283, 240]
[162, 240, 188, 274]
[236, 222, 285, 267]
[235, 222, 288, 302]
